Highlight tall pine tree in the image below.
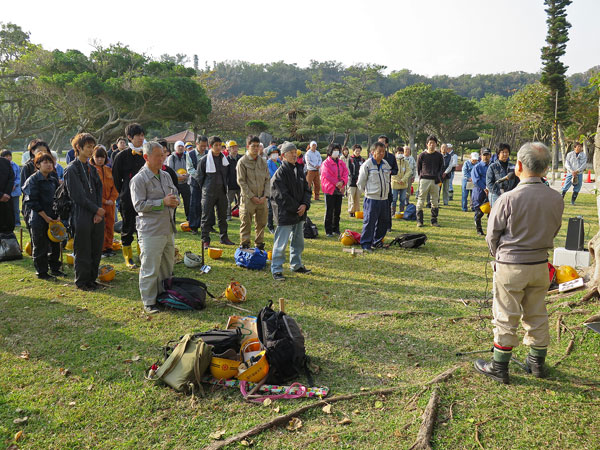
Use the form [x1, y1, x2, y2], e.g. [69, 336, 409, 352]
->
[540, 0, 572, 122]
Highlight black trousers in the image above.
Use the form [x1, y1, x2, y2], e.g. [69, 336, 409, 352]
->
[267, 198, 274, 229]
[119, 196, 137, 246]
[387, 190, 393, 229]
[324, 194, 343, 234]
[30, 219, 60, 275]
[178, 183, 191, 222]
[73, 212, 104, 288]
[0, 199, 15, 234]
[201, 190, 228, 242]
[189, 183, 202, 230]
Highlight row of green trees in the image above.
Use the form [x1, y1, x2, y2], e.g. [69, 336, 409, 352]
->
[1, 21, 598, 159]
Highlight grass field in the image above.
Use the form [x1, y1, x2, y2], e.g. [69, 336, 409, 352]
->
[1, 190, 599, 449]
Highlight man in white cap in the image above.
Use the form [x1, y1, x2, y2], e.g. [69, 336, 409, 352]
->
[305, 141, 322, 201]
[441, 143, 458, 205]
[461, 152, 480, 212]
[166, 140, 190, 221]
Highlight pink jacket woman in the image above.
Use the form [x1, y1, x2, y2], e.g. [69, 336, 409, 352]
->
[320, 154, 349, 195]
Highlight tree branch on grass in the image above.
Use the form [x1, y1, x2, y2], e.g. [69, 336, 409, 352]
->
[409, 388, 440, 450]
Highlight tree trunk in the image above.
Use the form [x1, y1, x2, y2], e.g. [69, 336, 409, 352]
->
[409, 131, 416, 154]
[585, 95, 600, 290]
[558, 124, 568, 167]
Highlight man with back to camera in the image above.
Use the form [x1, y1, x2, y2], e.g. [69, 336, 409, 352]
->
[561, 142, 587, 205]
[474, 142, 563, 384]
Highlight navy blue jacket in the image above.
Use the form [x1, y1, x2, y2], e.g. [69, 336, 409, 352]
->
[22, 171, 59, 225]
[486, 160, 519, 197]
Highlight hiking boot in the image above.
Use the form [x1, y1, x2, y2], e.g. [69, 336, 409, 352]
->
[256, 243, 265, 251]
[239, 242, 250, 249]
[525, 355, 547, 378]
[571, 192, 578, 205]
[50, 269, 66, 277]
[220, 237, 236, 246]
[203, 241, 210, 250]
[272, 272, 285, 281]
[431, 208, 439, 227]
[143, 305, 160, 315]
[477, 228, 484, 236]
[293, 266, 312, 274]
[37, 273, 57, 281]
[416, 210, 424, 227]
[474, 359, 509, 384]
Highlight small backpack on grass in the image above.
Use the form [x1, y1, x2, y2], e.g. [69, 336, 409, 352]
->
[157, 277, 214, 310]
[387, 233, 427, 249]
[303, 216, 318, 239]
[256, 301, 312, 385]
[403, 204, 416, 221]
[152, 334, 213, 393]
[234, 247, 267, 270]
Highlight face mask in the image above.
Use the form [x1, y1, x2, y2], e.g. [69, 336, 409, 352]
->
[270, 153, 278, 160]
[396, 155, 403, 160]
[331, 151, 340, 158]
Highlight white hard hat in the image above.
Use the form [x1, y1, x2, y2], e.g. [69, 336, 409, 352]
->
[183, 251, 203, 268]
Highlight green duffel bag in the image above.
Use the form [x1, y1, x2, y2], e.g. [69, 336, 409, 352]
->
[153, 334, 213, 393]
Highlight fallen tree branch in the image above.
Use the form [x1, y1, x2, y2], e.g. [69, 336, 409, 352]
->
[406, 365, 462, 408]
[409, 388, 440, 450]
[474, 417, 496, 450]
[584, 313, 600, 324]
[203, 387, 403, 450]
[351, 310, 433, 319]
[580, 287, 599, 303]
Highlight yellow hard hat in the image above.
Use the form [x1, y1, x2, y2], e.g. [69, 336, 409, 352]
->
[112, 240, 122, 251]
[25, 241, 32, 256]
[355, 211, 364, 219]
[180, 222, 191, 232]
[66, 253, 75, 265]
[210, 356, 241, 380]
[236, 350, 269, 383]
[340, 231, 357, 246]
[65, 238, 74, 251]
[176, 168, 187, 175]
[556, 265, 578, 284]
[296, 149, 302, 157]
[480, 202, 491, 215]
[185, 142, 194, 148]
[208, 247, 223, 259]
[98, 264, 116, 282]
[47, 221, 67, 242]
[225, 281, 247, 303]
[227, 140, 238, 148]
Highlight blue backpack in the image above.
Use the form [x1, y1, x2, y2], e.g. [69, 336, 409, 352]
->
[403, 203, 416, 221]
[234, 247, 268, 270]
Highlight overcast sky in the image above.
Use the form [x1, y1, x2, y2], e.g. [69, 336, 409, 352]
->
[3, 0, 598, 76]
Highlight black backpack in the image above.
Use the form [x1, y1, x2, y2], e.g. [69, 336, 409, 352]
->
[157, 277, 214, 310]
[256, 301, 312, 385]
[303, 216, 318, 239]
[387, 233, 427, 249]
[53, 182, 73, 222]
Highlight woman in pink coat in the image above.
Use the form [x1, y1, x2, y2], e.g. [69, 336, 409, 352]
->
[320, 143, 349, 237]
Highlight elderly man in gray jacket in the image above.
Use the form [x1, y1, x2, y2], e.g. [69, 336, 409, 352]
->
[474, 142, 563, 384]
[130, 141, 179, 314]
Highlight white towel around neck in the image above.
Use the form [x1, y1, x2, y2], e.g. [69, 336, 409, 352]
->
[206, 150, 229, 173]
